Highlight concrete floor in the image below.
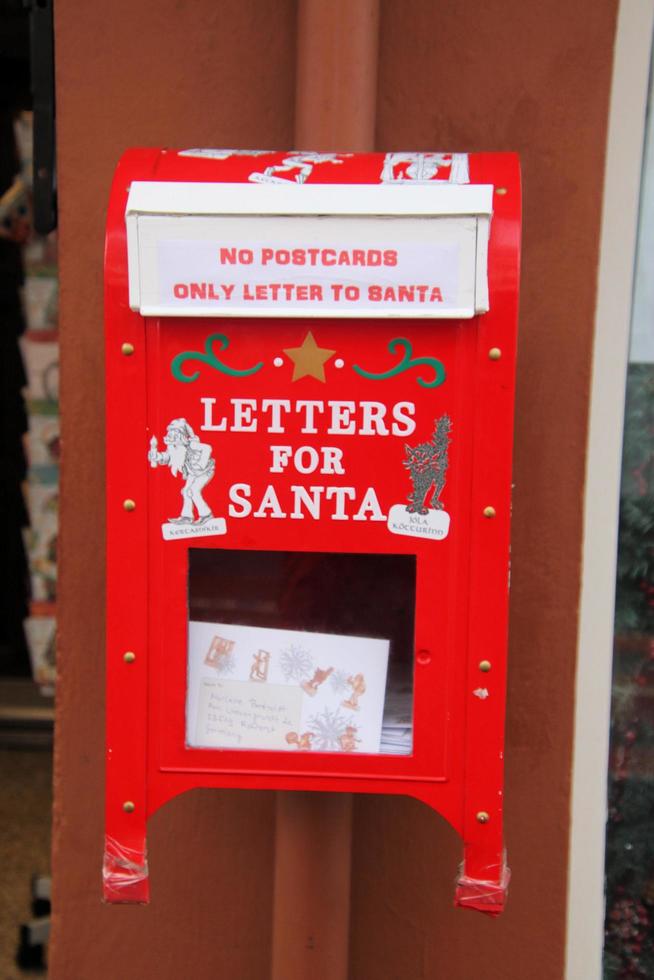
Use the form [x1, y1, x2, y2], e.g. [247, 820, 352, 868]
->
[0, 747, 52, 978]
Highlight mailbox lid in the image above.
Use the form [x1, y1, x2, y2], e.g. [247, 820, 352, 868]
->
[122, 149, 501, 320]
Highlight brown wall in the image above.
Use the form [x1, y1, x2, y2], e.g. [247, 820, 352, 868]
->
[52, 3, 295, 977]
[50, 1, 617, 977]
[351, 4, 617, 977]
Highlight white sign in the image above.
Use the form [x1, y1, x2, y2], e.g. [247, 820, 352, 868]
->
[135, 214, 477, 319]
[126, 181, 492, 319]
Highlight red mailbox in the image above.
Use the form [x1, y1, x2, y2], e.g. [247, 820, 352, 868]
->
[104, 149, 520, 913]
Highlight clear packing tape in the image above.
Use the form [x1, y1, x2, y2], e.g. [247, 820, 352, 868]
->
[454, 856, 511, 916]
[103, 836, 149, 903]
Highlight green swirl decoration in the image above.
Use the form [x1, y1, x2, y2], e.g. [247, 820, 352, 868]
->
[352, 338, 445, 389]
[171, 333, 264, 383]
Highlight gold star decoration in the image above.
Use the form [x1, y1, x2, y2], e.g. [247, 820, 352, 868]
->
[283, 331, 336, 382]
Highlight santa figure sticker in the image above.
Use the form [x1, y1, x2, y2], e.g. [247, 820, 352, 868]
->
[148, 418, 226, 540]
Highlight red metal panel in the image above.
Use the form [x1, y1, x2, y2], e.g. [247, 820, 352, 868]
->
[104, 148, 520, 912]
[104, 149, 160, 902]
[457, 153, 521, 913]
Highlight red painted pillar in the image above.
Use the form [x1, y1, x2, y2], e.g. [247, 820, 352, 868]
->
[271, 3, 379, 978]
[295, 0, 380, 152]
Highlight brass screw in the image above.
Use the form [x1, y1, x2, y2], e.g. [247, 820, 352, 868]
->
[123, 801, 135, 813]
[495, 187, 508, 196]
[488, 347, 502, 360]
[476, 811, 490, 824]
[483, 506, 496, 519]
[121, 342, 135, 356]
[123, 499, 136, 512]
[479, 660, 492, 672]
[123, 652, 136, 664]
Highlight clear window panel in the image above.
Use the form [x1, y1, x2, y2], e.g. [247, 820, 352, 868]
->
[186, 549, 415, 756]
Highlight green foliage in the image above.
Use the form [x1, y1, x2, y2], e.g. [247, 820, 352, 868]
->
[604, 365, 654, 978]
[613, 365, 654, 636]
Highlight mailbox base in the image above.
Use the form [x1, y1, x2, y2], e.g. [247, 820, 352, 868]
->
[455, 858, 511, 916]
[103, 779, 509, 911]
[102, 834, 149, 904]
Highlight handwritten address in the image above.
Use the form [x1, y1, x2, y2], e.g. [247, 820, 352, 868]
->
[193, 678, 302, 749]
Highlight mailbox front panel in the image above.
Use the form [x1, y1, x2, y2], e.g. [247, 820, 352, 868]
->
[104, 149, 520, 913]
[149, 315, 475, 780]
